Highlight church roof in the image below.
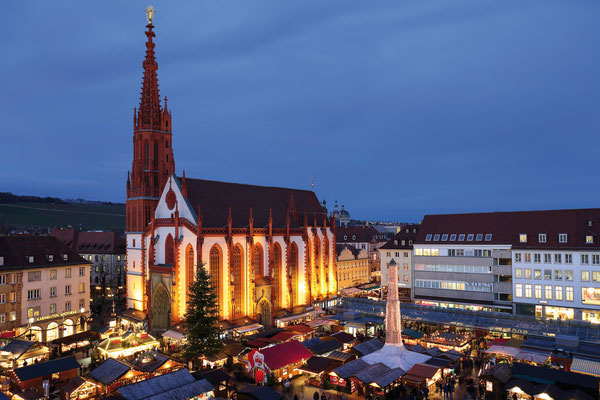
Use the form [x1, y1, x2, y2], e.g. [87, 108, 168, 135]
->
[181, 177, 326, 228]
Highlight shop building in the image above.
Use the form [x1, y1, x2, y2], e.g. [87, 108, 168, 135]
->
[336, 225, 388, 282]
[0, 236, 90, 342]
[378, 224, 419, 298]
[336, 245, 370, 290]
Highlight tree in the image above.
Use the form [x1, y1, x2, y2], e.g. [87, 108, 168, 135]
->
[183, 263, 223, 360]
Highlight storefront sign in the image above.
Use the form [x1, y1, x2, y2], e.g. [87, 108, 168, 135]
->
[34, 310, 78, 323]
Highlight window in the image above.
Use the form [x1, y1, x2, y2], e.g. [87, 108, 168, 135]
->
[538, 234, 547, 243]
[524, 269, 532, 279]
[79, 267, 85, 277]
[50, 303, 56, 314]
[534, 284, 542, 299]
[27, 289, 40, 300]
[65, 301, 71, 311]
[458, 234, 465, 241]
[450, 234, 457, 241]
[65, 285, 71, 295]
[0, 295, 5, 304]
[476, 234, 483, 241]
[62, 253, 68, 261]
[515, 268, 522, 279]
[554, 254, 562, 264]
[9, 312, 16, 321]
[0, 313, 4, 323]
[485, 234, 492, 241]
[102, 255, 106, 262]
[467, 234, 474, 241]
[593, 255, 600, 265]
[525, 284, 532, 298]
[0, 275, 5, 285]
[515, 253, 522, 263]
[582, 271, 590, 282]
[79, 283, 85, 293]
[519, 234, 528, 243]
[565, 270, 573, 281]
[27, 256, 34, 263]
[586, 235, 594, 244]
[534, 254, 541, 263]
[79, 299, 85, 310]
[582, 254, 590, 265]
[544, 269, 552, 280]
[565, 254, 572, 264]
[515, 284, 523, 297]
[433, 234, 440, 241]
[386, 252, 391, 257]
[95, 255, 99, 262]
[524, 254, 531, 263]
[425, 234, 432, 241]
[555, 286, 563, 301]
[544, 254, 551, 264]
[9, 292, 16, 303]
[65, 268, 71, 278]
[50, 287, 56, 297]
[50, 270, 57, 280]
[545, 285, 552, 300]
[0, 257, 3, 266]
[559, 234, 568, 243]
[594, 271, 600, 282]
[555, 270, 563, 280]
[404, 252, 409, 258]
[534, 269, 541, 280]
[47, 254, 53, 262]
[441, 234, 448, 241]
[566, 286, 574, 301]
[10, 274, 16, 284]
[27, 307, 40, 319]
[28, 271, 41, 282]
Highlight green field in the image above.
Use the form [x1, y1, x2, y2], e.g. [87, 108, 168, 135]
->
[0, 202, 125, 231]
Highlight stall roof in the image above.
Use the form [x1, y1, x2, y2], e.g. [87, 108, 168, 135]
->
[402, 329, 424, 340]
[118, 309, 147, 323]
[301, 337, 324, 350]
[247, 338, 276, 349]
[405, 363, 439, 380]
[426, 357, 451, 368]
[373, 367, 406, 388]
[162, 329, 185, 341]
[310, 339, 342, 355]
[440, 350, 462, 362]
[485, 345, 521, 357]
[425, 347, 443, 357]
[238, 385, 283, 400]
[13, 356, 79, 382]
[118, 369, 213, 400]
[192, 368, 233, 384]
[570, 357, 600, 377]
[299, 356, 338, 375]
[331, 359, 370, 379]
[90, 358, 132, 385]
[352, 338, 384, 356]
[327, 351, 356, 363]
[0, 340, 44, 360]
[407, 344, 427, 354]
[284, 324, 314, 335]
[330, 332, 356, 344]
[355, 363, 390, 384]
[224, 342, 248, 357]
[270, 331, 299, 342]
[512, 362, 600, 391]
[513, 350, 549, 364]
[261, 340, 313, 371]
[51, 331, 97, 346]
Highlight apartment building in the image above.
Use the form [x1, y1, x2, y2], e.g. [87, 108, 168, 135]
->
[336, 225, 388, 282]
[511, 209, 600, 322]
[378, 224, 419, 299]
[0, 236, 90, 342]
[336, 245, 370, 290]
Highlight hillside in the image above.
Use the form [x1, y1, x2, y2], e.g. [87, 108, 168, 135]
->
[0, 193, 125, 232]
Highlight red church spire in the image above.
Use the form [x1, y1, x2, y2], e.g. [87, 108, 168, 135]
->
[138, 20, 161, 129]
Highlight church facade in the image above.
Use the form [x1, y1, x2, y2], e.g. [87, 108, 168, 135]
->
[125, 17, 337, 331]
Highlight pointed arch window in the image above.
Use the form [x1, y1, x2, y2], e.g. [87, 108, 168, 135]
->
[144, 141, 149, 169]
[252, 245, 264, 278]
[233, 246, 243, 318]
[273, 244, 282, 309]
[186, 245, 194, 298]
[209, 246, 221, 314]
[165, 234, 174, 265]
[290, 242, 299, 306]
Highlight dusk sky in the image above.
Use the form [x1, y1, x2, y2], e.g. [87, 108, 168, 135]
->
[3, 1, 599, 222]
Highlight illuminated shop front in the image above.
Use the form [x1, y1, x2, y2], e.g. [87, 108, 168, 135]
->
[582, 287, 600, 305]
[582, 310, 600, 324]
[415, 300, 493, 312]
[544, 306, 574, 321]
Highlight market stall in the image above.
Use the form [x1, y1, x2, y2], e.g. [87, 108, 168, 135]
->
[422, 331, 473, 352]
[96, 331, 159, 359]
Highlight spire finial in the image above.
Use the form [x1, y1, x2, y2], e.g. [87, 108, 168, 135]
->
[146, 6, 154, 24]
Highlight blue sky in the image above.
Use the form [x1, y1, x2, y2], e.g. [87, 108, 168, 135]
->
[2, 1, 599, 221]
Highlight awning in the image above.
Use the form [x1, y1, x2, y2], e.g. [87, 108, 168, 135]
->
[118, 309, 147, 323]
[276, 312, 312, 323]
[305, 319, 336, 328]
[163, 329, 186, 341]
[234, 323, 263, 334]
[513, 350, 549, 364]
[571, 357, 600, 377]
[485, 345, 520, 357]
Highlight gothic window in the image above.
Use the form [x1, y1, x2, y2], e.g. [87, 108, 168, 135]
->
[186, 245, 194, 297]
[252, 244, 264, 278]
[290, 243, 298, 306]
[233, 246, 243, 318]
[273, 244, 282, 309]
[209, 246, 221, 314]
[165, 234, 174, 265]
[144, 141, 149, 169]
[153, 141, 158, 169]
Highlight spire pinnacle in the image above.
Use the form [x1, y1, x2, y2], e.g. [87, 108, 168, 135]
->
[138, 8, 162, 129]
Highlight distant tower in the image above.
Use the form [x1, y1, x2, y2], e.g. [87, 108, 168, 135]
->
[126, 8, 174, 233]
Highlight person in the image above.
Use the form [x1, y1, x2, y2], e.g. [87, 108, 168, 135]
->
[321, 392, 327, 400]
[424, 386, 429, 400]
[449, 382, 455, 400]
[294, 395, 298, 400]
[314, 390, 320, 400]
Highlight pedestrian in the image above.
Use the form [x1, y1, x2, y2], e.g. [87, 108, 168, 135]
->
[321, 392, 327, 400]
[449, 382, 455, 400]
[294, 395, 299, 400]
[314, 390, 320, 400]
[424, 386, 429, 400]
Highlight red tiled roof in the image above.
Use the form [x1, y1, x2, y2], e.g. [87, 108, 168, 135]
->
[51, 229, 125, 255]
[405, 363, 439, 379]
[181, 177, 326, 229]
[260, 340, 313, 371]
[0, 235, 88, 270]
[380, 224, 419, 250]
[284, 325, 314, 335]
[415, 209, 600, 249]
[270, 331, 299, 342]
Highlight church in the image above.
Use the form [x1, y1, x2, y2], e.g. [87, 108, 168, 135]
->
[125, 12, 337, 331]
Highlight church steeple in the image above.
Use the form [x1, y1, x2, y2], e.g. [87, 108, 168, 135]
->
[127, 7, 175, 232]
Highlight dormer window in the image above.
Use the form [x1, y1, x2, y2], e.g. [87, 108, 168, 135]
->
[62, 254, 68, 261]
[406, 229, 409, 233]
[519, 234, 527, 243]
[47, 255, 54, 262]
[27, 256, 34, 263]
[586, 235, 594, 244]
[538, 234, 546, 243]
[558, 233, 568, 243]
[467, 234, 474, 241]
[433, 234, 440, 241]
[589, 220, 593, 227]
[441, 234, 448, 241]
[458, 234, 465, 241]
[401, 240, 406, 246]
[0, 257, 3, 266]
[476, 234, 483, 241]
[425, 234, 432, 241]
[344, 235, 347, 240]
[394, 240, 398, 245]
[450, 234, 457, 241]
[409, 240, 413, 245]
[485, 234, 492, 241]
[352, 235, 356, 240]
[413, 229, 417, 233]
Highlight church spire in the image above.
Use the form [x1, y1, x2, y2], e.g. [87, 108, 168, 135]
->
[138, 8, 162, 129]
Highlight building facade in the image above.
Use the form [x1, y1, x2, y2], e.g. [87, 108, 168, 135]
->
[336, 225, 387, 283]
[52, 229, 126, 294]
[336, 245, 370, 290]
[125, 17, 337, 332]
[378, 224, 419, 299]
[0, 236, 90, 342]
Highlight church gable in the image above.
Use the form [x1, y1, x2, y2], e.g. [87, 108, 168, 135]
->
[154, 175, 196, 223]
